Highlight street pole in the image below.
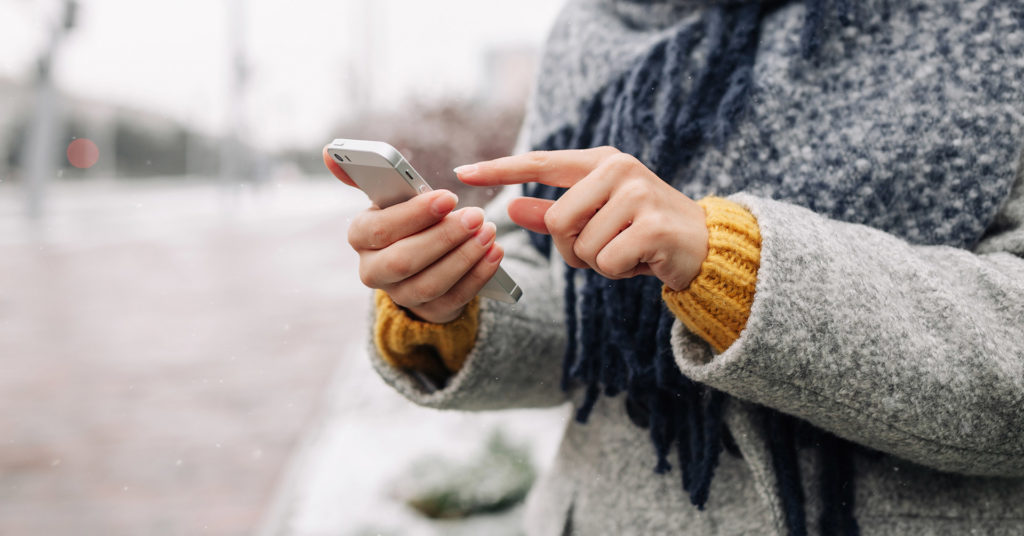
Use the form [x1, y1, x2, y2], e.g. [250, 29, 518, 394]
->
[221, 0, 247, 192]
[22, 0, 77, 220]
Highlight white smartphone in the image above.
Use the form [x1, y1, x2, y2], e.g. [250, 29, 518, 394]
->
[327, 138, 522, 304]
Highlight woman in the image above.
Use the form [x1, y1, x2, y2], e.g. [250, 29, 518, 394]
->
[326, 1, 1024, 534]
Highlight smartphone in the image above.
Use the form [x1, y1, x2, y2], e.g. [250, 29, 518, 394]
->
[327, 138, 522, 304]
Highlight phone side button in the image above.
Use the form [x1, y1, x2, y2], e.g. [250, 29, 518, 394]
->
[417, 184, 430, 193]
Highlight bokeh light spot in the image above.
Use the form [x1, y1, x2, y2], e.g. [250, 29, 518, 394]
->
[67, 138, 100, 169]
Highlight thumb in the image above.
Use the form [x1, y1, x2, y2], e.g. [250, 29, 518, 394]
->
[508, 197, 554, 234]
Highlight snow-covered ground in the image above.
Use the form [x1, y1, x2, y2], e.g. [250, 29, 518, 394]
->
[260, 316, 569, 536]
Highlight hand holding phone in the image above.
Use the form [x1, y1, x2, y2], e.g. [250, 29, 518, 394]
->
[323, 139, 521, 324]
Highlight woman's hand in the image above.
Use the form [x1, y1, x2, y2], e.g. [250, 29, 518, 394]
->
[324, 146, 504, 324]
[455, 146, 708, 291]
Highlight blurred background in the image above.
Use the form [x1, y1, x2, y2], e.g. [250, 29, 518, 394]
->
[0, 1, 569, 534]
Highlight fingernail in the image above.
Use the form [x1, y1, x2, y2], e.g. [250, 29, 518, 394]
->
[453, 164, 478, 177]
[460, 207, 484, 231]
[431, 191, 457, 215]
[485, 244, 502, 263]
[476, 222, 496, 245]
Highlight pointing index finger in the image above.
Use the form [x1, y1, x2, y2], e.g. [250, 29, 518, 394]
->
[454, 146, 619, 188]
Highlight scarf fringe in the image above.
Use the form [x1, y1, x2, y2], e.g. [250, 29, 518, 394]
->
[526, 2, 859, 534]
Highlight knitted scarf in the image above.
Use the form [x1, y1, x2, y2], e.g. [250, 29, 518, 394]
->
[526, 2, 869, 534]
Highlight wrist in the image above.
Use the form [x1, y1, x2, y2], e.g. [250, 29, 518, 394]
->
[407, 303, 468, 325]
[664, 200, 711, 291]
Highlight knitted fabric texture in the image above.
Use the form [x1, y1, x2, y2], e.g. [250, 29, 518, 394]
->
[522, 2, 894, 533]
[373, 290, 479, 377]
[663, 196, 761, 355]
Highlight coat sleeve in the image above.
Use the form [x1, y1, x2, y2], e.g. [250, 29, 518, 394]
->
[672, 163, 1024, 477]
[368, 185, 569, 410]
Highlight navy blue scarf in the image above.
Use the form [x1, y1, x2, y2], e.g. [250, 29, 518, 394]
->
[526, 2, 860, 534]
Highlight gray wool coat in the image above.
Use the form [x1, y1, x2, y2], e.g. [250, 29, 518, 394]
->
[370, 1, 1024, 534]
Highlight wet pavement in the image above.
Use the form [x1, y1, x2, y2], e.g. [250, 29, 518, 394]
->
[0, 177, 369, 535]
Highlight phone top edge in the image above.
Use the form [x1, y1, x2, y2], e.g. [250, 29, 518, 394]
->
[329, 139, 404, 167]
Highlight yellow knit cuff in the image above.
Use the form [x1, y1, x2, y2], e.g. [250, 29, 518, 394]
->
[373, 290, 480, 377]
[662, 197, 761, 354]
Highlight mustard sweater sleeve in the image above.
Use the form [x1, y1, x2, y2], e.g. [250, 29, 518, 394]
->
[373, 290, 479, 379]
[662, 197, 762, 354]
